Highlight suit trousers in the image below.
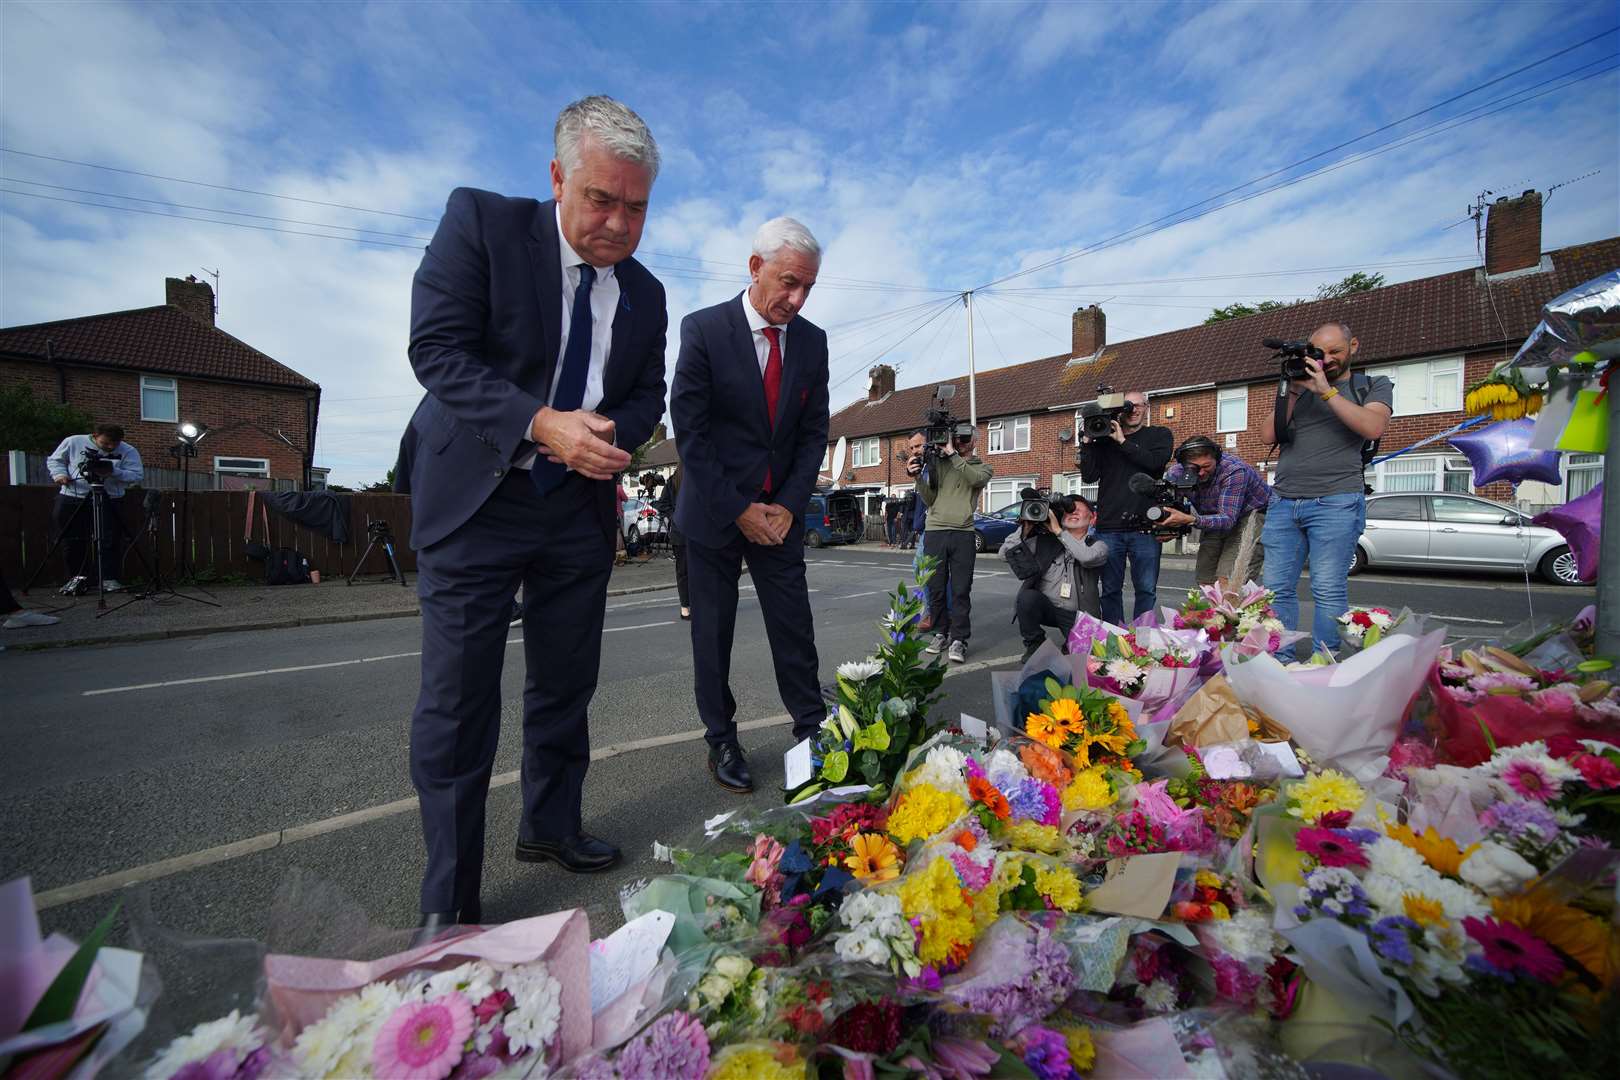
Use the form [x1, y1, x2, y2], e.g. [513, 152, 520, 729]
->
[687, 520, 823, 748]
[410, 469, 612, 916]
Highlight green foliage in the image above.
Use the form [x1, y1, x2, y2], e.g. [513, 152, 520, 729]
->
[25, 902, 120, 1029]
[0, 383, 95, 454]
[1203, 299, 1292, 324]
[1203, 272, 1385, 324]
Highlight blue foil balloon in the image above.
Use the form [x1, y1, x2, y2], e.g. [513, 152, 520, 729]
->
[1450, 419, 1563, 487]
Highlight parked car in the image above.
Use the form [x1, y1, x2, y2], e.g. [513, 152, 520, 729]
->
[1350, 492, 1582, 585]
[804, 490, 867, 548]
[971, 501, 1024, 552]
[621, 497, 668, 550]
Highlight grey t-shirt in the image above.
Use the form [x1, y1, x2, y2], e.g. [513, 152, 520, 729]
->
[1271, 374, 1394, 498]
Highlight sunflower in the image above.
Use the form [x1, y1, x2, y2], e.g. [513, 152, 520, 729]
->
[1385, 822, 1475, 878]
[1494, 893, 1619, 986]
[844, 832, 902, 884]
[1025, 712, 1065, 750]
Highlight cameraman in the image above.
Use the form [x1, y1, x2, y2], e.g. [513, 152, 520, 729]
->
[1000, 493, 1108, 662]
[47, 423, 144, 590]
[1079, 390, 1173, 624]
[1158, 437, 1271, 588]
[1259, 322, 1391, 656]
[915, 426, 991, 663]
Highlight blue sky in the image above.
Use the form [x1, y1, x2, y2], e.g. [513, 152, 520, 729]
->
[3, 0, 1617, 485]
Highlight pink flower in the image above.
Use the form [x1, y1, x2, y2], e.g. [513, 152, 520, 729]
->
[1467, 671, 1538, 695]
[1501, 758, 1560, 802]
[471, 989, 511, 1026]
[745, 835, 786, 904]
[1296, 827, 1369, 868]
[1575, 753, 1620, 790]
[1463, 917, 1565, 983]
[373, 994, 474, 1080]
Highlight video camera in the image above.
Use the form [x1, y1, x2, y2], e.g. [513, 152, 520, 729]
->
[920, 384, 973, 463]
[1124, 471, 1198, 538]
[1263, 337, 1325, 380]
[78, 446, 121, 482]
[1016, 486, 1077, 527]
[1078, 384, 1132, 440]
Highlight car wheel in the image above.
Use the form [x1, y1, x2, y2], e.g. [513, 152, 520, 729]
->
[1348, 544, 1367, 576]
[1539, 545, 1583, 586]
[974, 531, 989, 553]
[805, 530, 824, 549]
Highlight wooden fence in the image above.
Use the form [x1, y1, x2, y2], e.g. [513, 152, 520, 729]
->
[0, 486, 416, 587]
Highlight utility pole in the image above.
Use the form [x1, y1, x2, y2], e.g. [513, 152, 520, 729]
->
[963, 291, 977, 426]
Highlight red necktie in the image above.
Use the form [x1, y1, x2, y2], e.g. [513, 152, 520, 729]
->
[761, 326, 783, 494]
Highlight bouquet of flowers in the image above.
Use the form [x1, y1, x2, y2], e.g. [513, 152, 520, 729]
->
[1337, 605, 1397, 649]
[1163, 750, 1278, 842]
[1429, 645, 1620, 765]
[788, 564, 948, 804]
[1071, 618, 1206, 713]
[1175, 580, 1285, 647]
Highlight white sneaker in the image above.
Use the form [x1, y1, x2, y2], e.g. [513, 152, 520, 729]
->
[947, 640, 967, 663]
[925, 633, 946, 654]
[4, 610, 60, 629]
[101, 579, 125, 592]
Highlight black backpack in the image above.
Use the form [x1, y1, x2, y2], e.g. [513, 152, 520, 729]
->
[265, 547, 312, 586]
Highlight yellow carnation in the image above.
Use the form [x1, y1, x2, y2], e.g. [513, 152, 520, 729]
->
[1035, 864, 1084, 911]
[1287, 769, 1365, 821]
[897, 856, 977, 965]
[1006, 821, 1066, 854]
[707, 1042, 803, 1080]
[1063, 767, 1116, 811]
[888, 783, 967, 844]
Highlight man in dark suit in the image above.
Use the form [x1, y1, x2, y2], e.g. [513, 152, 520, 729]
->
[672, 218, 830, 793]
[401, 96, 667, 942]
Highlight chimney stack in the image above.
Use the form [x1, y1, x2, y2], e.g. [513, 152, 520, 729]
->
[868, 363, 896, 402]
[1072, 304, 1105, 358]
[1484, 190, 1543, 277]
[166, 275, 216, 325]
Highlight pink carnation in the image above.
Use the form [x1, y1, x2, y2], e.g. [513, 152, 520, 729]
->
[1575, 753, 1620, 790]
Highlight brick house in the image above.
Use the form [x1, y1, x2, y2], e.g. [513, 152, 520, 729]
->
[826, 192, 1614, 525]
[0, 276, 323, 490]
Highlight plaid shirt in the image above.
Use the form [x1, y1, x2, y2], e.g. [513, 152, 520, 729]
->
[1169, 454, 1270, 534]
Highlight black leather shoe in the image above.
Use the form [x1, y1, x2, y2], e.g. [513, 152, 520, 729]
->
[411, 910, 462, 949]
[709, 742, 754, 793]
[514, 832, 622, 873]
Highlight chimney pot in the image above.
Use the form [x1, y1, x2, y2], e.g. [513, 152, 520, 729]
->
[1484, 189, 1543, 277]
[166, 275, 216, 325]
[1071, 304, 1106, 359]
[867, 363, 896, 402]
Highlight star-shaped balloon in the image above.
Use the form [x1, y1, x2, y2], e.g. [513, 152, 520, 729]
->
[1532, 483, 1602, 583]
[1450, 419, 1564, 487]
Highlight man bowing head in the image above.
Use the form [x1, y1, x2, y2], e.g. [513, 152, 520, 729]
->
[402, 96, 667, 944]
[672, 219, 831, 794]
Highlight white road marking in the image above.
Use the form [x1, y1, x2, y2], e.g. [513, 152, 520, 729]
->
[831, 590, 885, 600]
[39, 651, 1023, 910]
[1430, 614, 1506, 625]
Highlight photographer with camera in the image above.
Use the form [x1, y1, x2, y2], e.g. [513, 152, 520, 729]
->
[47, 423, 144, 590]
[1079, 389, 1173, 624]
[914, 424, 991, 662]
[1259, 322, 1391, 656]
[1157, 436, 1271, 588]
[1000, 491, 1108, 662]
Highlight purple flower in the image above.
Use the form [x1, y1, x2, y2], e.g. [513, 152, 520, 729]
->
[1017, 1025, 1071, 1080]
[951, 927, 1075, 1037]
[1480, 800, 1560, 845]
[1005, 779, 1061, 826]
[1369, 917, 1419, 965]
[172, 1050, 243, 1080]
[615, 1011, 710, 1080]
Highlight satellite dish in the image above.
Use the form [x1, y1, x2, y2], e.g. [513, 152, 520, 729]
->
[829, 436, 847, 489]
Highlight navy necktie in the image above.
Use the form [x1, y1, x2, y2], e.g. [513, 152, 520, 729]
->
[533, 263, 596, 495]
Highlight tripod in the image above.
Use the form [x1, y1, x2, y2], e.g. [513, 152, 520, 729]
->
[22, 472, 138, 613]
[104, 489, 219, 614]
[348, 517, 409, 586]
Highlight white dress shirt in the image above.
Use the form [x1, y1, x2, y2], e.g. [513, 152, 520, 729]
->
[741, 293, 787, 376]
[515, 207, 621, 469]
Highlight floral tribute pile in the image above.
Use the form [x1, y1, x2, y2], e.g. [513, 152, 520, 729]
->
[135, 574, 1619, 1080]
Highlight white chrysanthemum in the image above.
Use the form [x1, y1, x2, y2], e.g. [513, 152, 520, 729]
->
[293, 980, 405, 1079]
[906, 746, 971, 799]
[838, 658, 885, 682]
[420, 960, 498, 1002]
[146, 1010, 265, 1080]
[1105, 659, 1145, 684]
[501, 961, 563, 1056]
[1139, 980, 1179, 1012]
[984, 747, 1030, 789]
[1204, 908, 1280, 962]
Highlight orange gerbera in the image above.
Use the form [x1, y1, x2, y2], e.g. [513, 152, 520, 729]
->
[1386, 822, 1474, 878]
[1105, 700, 1136, 739]
[968, 775, 1011, 820]
[1026, 712, 1064, 750]
[954, 829, 978, 852]
[1047, 697, 1085, 733]
[844, 832, 901, 883]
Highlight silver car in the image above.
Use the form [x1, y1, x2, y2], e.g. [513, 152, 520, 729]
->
[1350, 492, 1582, 585]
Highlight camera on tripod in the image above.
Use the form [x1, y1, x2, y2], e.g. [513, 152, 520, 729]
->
[1078, 385, 1131, 440]
[1124, 472, 1198, 538]
[78, 446, 121, 481]
[366, 519, 395, 544]
[1263, 338, 1325, 380]
[920, 384, 973, 462]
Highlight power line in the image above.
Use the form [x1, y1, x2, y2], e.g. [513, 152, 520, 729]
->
[828, 295, 962, 393]
[978, 32, 1619, 289]
[985, 255, 1477, 292]
[974, 297, 1012, 368]
[975, 292, 1072, 347]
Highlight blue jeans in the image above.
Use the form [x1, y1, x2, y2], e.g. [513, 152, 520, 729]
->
[1261, 492, 1366, 656]
[1097, 530, 1161, 625]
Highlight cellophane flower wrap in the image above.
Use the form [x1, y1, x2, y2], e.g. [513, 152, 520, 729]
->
[1069, 613, 1211, 714]
[1175, 580, 1288, 650]
[1427, 644, 1620, 766]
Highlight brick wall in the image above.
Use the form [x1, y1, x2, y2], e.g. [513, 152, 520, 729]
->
[0, 358, 312, 482]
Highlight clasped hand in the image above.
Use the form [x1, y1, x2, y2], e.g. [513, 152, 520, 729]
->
[737, 502, 793, 546]
[529, 407, 629, 481]
[1293, 357, 1333, 397]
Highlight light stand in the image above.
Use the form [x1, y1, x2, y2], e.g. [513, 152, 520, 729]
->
[106, 422, 220, 611]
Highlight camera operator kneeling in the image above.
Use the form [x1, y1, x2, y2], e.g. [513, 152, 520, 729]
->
[1000, 493, 1108, 663]
[1158, 436, 1271, 588]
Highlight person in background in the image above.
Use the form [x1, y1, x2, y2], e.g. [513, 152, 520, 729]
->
[1079, 390, 1173, 624]
[47, 423, 144, 591]
[1000, 494, 1108, 661]
[917, 425, 992, 663]
[1156, 436, 1271, 588]
[654, 465, 690, 620]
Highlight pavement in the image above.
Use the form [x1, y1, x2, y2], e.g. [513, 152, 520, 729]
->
[2, 543, 1593, 1054]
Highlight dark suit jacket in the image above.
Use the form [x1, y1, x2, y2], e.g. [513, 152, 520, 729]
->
[671, 295, 830, 549]
[401, 188, 667, 550]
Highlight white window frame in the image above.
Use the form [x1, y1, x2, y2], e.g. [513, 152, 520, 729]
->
[214, 456, 270, 477]
[1364, 453, 1471, 494]
[1055, 473, 1099, 504]
[821, 446, 831, 471]
[987, 415, 1030, 454]
[849, 436, 880, 469]
[1364, 356, 1464, 417]
[140, 375, 178, 422]
[982, 475, 1037, 514]
[1216, 386, 1247, 433]
[1565, 452, 1601, 501]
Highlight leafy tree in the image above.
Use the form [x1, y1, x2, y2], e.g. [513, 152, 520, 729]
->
[0, 384, 96, 453]
[361, 466, 397, 493]
[1203, 272, 1386, 324]
[1203, 299, 1290, 324]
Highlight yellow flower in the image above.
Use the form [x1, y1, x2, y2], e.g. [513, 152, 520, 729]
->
[888, 783, 967, 845]
[1403, 894, 1448, 929]
[707, 1042, 803, 1080]
[1026, 711, 1065, 750]
[1287, 770, 1365, 821]
[1194, 869, 1223, 889]
[897, 856, 977, 965]
[1106, 700, 1134, 735]
[1006, 822, 1066, 854]
[845, 832, 901, 883]
[1062, 767, 1116, 811]
[1494, 893, 1619, 985]
[1047, 697, 1084, 731]
[1034, 864, 1084, 911]
[1061, 1025, 1096, 1073]
[1386, 822, 1475, 878]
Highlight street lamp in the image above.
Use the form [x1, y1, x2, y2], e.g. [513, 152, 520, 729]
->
[171, 422, 208, 578]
